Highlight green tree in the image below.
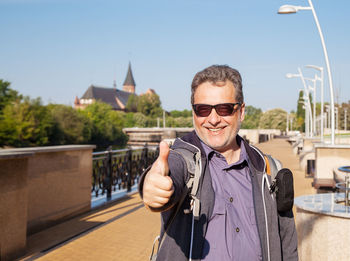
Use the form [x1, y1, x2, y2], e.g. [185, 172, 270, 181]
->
[80, 102, 127, 149]
[0, 97, 55, 147]
[137, 93, 163, 117]
[0, 80, 21, 112]
[258, 108, 287, 131]
[172, 117, 193, 127]
[48, 104, 92, 145]
[295, 90, 306, 131]
[241, 105, 262, 129]
[125, 94, 139, 112]
[170, 109, 192, 118]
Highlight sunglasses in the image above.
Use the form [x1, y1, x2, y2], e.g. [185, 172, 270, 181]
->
[192, 103, 241, 117]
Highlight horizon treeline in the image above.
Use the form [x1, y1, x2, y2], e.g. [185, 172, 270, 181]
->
[4, 79, 339, 149]
[0, 80, 194, 149]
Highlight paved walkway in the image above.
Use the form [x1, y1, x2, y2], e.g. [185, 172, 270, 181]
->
[19, 137, 316, 261]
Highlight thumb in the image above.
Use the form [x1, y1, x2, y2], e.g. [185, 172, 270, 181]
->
[159, 141, 170, 161]
[156, 141, 170, 176]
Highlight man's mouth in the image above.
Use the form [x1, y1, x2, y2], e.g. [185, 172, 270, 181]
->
[207, 127, 225, 133]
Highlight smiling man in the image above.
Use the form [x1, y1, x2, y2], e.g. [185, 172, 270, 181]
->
[139, 65, 298, 261]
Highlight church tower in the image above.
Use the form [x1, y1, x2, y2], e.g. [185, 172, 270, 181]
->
[123, 62, 136, 93]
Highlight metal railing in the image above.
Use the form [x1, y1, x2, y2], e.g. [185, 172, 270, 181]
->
[92, 145, 159, 200]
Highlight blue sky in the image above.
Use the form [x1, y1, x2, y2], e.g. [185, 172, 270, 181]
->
[1, 0, 349, 112]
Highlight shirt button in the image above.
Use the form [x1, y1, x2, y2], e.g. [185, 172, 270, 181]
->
[229, 197, 233, 202]
[236, 227, 240, 233]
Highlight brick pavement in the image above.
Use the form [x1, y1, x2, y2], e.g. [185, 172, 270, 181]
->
[20, 137, 315, 261]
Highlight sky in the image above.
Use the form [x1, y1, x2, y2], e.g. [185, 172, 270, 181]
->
[1, 0, 349, 113]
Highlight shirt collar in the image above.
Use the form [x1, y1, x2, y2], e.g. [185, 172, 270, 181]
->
[200, 138, 248, 166]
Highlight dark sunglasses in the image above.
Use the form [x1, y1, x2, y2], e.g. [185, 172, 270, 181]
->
[192, 103, 241, 117]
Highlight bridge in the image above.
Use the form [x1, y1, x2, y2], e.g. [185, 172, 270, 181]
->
[1, 132, 350, 260]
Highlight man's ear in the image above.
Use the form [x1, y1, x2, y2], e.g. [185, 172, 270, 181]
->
[240, 103, 245, 122]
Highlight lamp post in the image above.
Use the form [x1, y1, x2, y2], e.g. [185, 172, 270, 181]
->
[345, 108, 347, 131]
[307, 79, 316, 137]
[335, 107, 339, 132]
[286, 68, 314, 137]
[278, 0, 335, 144]
[299, 100, 309, 137]
[306, 65, 324, 142]
[325, 104, 330, 129]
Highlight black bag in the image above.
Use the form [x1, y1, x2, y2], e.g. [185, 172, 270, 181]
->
[269, 168, 294, 213]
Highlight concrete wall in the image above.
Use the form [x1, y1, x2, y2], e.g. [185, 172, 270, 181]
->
[296, 208, 350, 261]
[0, 145, 95, 260]
[314, 144, 350, 188]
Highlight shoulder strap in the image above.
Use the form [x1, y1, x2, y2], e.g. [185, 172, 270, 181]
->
[171, 147, 202, 219]
[151, 147, 201, 260]
[264, 154, 282, 180]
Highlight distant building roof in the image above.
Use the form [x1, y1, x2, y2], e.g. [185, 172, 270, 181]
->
[123, 62, 136, 87]
[81, 85, 133, 110]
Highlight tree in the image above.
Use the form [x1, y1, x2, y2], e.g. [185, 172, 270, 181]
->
[241, 105, 262, 129]
[47, 104, 91, 145]
[295, 90, 305, 131]
[80, 102, 127, 149]
[258, 108, 287, 131]
[0, 80, 21, 112]
[0, 97, 55, 147]
[170, 109, 192, 118]
[137, 93, 163, 117]
[125, 94, 139, 112]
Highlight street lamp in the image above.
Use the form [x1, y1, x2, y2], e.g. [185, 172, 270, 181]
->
[344, 108, 347, 131]
[299, 99, 310, 137]
[306, 65, 324, 142]
[307, 79, 317, 137]
[286, 68, 314, 137]
[325, 104, 330, 129]
[278, 0, 336, 144]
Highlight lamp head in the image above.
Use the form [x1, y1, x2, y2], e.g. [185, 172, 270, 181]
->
[305, 64, 323, 71]
[278, 5, 298, 14]
[286, 73, 300, 79]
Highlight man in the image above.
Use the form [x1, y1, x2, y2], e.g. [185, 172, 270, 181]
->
[139, 65, 298, 261]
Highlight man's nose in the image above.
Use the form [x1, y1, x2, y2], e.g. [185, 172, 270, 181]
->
[207, 108, 221, 125]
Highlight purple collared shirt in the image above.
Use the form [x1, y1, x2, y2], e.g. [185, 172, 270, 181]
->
[201, 140, 262, 261]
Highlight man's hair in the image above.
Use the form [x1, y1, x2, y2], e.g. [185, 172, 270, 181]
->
[191, 65, 243, 104]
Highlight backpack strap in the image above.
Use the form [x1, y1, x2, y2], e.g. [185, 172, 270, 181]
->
[171, 147, 202, 219]
[264, 154, 282, 181]
[150, 146, 201, 260]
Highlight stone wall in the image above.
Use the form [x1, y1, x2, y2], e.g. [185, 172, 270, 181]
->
[0, 152, 32, 261]
[0, 145, 95, 260]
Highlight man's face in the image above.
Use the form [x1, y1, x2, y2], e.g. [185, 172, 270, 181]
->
[192, 80, 245, 153]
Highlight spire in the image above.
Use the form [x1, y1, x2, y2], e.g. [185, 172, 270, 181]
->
[123, 62, 136, 87]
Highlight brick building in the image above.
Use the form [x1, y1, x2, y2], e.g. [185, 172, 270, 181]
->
[74, 63, 137, 110]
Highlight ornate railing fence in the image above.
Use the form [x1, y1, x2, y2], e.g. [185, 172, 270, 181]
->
[92, 145, 159, 200]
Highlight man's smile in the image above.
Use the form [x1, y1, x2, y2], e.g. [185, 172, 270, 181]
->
[206, 126, 226, 134]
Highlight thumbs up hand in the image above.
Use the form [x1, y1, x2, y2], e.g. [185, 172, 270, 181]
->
[143, 141, 174, 210]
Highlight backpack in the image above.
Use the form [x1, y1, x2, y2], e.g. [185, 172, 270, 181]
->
[265, 154, 294, 213]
